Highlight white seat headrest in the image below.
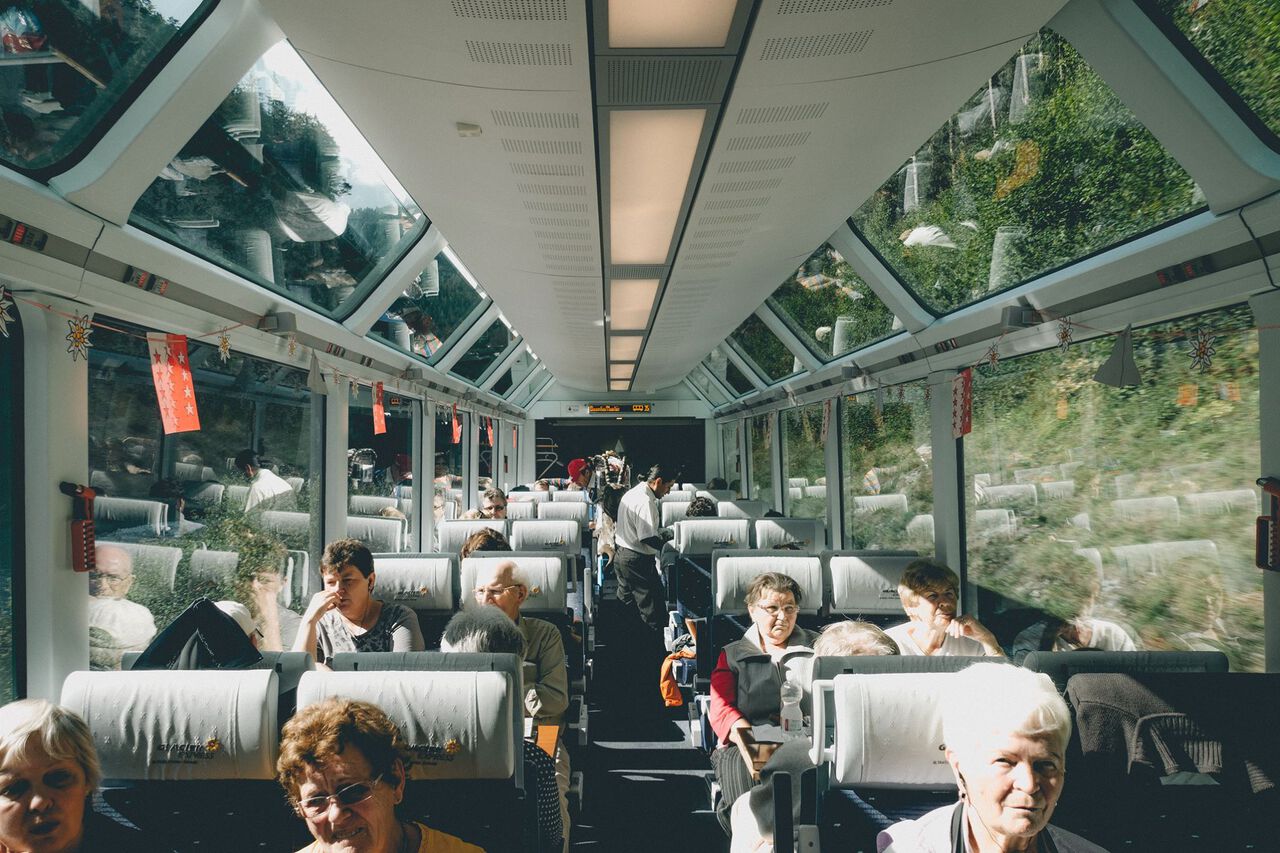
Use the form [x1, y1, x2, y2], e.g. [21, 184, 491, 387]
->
[508, 491, 549, 503]
[107, 542, 182, 591]
[297, 671, 515, 781]
[536, 502, 588, 523]
[829, 554, 916, 615]
[510, 519, 581, 554]
[674, 518, 749, 555]
[754, 518, 825, 551]
[661, 501, 692, 527]
[551, 491, 587, 503]
[374, 555, 456, 612]
[824, 673, 955, 789]
[717, 500, 767, 519]
[439, 519, 508, 554]
[714, 554, 823, 615]
[61, 670, 278, 781]
[461, 554, 568, 613]
[505, 501, 536, 520]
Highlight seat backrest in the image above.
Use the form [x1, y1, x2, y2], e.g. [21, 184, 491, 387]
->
[811, 672, 956, 790]
[439, 519, 509, 555]
[755, 518, 825, 551]
[536, 502, 588, 524]
[551, 490, 587, 503]
[718, 499, 768, 519]
[507, 491, 549, 504]
[673, 518, 750, 556]
[286, 476, 304, 493]
[712, 551, 823, 617]
[111, 541, 183, 591]
[297, 670, 517, 783]
[1181, 489, 1259, 516]
[661, 501, 692, 527]
[696, 490, 735, 502]
[852, 494, 909, 515]
[373, 553, 457, 614]
[224, 484, 250, 511]
[1040, 480, 1076, 501]
[803, 485, 828, 500]
[510, 519, 581, 555]
[827, 553, 919, 616]
[787, 477, 809, 488]
[461, 553, 568, 617]
[184, 481, 225, 508]
[258, 510, 311, 537]
[348, 515, 405, 553]
[983, 483, 1038, 507]
[94, 496, 168, 536]
[349, 494, 399, 515]
[505, 500, 535, 520]
[61, 669, 278, 781]
[189, 548, 240, 583]
[661, 492, 692, 504]
[1111, 495, 1180, 524]
[1022, 650, 1229, 690]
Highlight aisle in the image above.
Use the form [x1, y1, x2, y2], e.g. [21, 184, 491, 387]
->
[568, 597, 727, 851]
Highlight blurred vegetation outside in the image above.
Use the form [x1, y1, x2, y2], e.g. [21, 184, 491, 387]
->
[749, 413, 774, 508]
[782, 402, 829, 519]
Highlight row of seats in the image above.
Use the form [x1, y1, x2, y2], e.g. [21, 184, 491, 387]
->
[437, 518, 583, 557]
[100, 540, 309, 601]
[62, 653, 540, 851]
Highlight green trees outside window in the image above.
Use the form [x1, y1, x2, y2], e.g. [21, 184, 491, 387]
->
[768, 244, 898, 360]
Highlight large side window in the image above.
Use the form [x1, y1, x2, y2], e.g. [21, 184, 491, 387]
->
[748, 413, 774, 509]
[87, 322, 321, 668]
[781, 402, 828, 520]
[965, 307, 1260, 670]
[433, 405, 464, 543]
[347, 387, 416, 554]
[0, 309, 22, 701]
[843, 382, 934, 553]
[0, 0, 214, 174]
[720, 421, 740, 492]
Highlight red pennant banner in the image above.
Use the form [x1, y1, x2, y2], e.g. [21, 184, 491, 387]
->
[451, 404, 462, 445]
[147, 333, 200, 434]
[952, 368, 973, 439]
[512, 426, 518, 450]
[485, 416, 494, 448]
[373, 382, 387, 434]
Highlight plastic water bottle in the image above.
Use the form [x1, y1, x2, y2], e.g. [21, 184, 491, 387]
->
[780, 675, 804, 739]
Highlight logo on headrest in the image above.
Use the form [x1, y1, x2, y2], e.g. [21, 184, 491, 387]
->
[153, 738, 222, 765]
[715, 538, 736, 546]
[530, 585, 542, 596]
[407, 737, 464, 765]
[205, 738, 222, 754]
[445, 739, 462, 755]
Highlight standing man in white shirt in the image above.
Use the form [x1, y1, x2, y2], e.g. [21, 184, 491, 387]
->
[613, 464, 676, 631]
[235, 449, 297, 514]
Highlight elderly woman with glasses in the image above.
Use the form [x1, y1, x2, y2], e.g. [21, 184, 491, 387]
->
[877, 663, 1108, 853]
[278, 698, 482, 852]
[709, 572, 819, 836]
[295, 539, 425, 669]
[0, 699, 166, 853]
[471, 558, 571, 848]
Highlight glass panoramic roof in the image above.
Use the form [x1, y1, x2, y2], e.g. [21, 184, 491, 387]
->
[850, 29, 1203, 316]
[129, 40, 426, 319]
[689, 365, 730, 406]
[513, 367, 552, 408]
[0, 0, 214, 174]
[707, 345, 753, 397]
[370, 247, 488, 364]
[730, 313, 800, 384]
[768, 243, 900, 361]
[493, 348, 536, 397]
[1141, 0, 1280, 148]
[451, 318, 516, 384]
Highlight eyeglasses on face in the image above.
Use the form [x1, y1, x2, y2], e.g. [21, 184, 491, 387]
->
[474, 584, 522, 599]
[753, 603, 799, 618]
[295, 776, 383, 817]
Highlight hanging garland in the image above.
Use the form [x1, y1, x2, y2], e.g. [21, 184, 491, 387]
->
[1187, 328, 1217, 373]
[217, 330, 233, 364]
[65, 313, 92, 361]
[1056, 317, 1073, 353]
[0, 287, 14, 338]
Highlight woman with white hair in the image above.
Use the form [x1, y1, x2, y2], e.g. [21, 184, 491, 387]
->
[877, 663, 1108, 853]
[0, 699, 164, 852]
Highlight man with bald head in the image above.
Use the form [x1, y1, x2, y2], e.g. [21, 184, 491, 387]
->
[88, 544, 157, 669]
[472, 558, 571, 846]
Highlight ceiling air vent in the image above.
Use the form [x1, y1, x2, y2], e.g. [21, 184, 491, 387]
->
[759, 31, 872, 61]
[697, 212, 761, 226]
[702, 196, 770, 210]
[517, 183, 588, 196]
[501, 138, 583, 155]
[724, 131, 811, 152]
[451, 0, 567, 20]
[511, 162, 585, 177]
[600, 57, 732, 106]
[467, 40, 572, 65]
[523, 200, 589, 213]
[736, 103, 828, 124]
[528, 216, 590, 228]
[776, 0, 894, 14]
[718, 156, 795, 173]
[706, 177, 783, 193]
[491, 109, 580, 129]
[534, 229, 593, 241]
[683, 239, 744, 252]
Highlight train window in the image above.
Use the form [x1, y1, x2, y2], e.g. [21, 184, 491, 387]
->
[707, 346, 753, 396]
[0, 309, 21, 702]
[494, 350, 536, 398]
[369, 249, 488, 363]
[850, 29, 1203, 316]
[87, 321, 321, 668]
[450, 318, 516, 384]
[748, 412, 774, 509]
[0, 0, 214, 175]
[843, 382, 933, 554]
[767, 244, 899, 361]
[434, 405, 464, 534]
[964, 306, 1260, 670]
[347, 386, 416, 553]
[781, 402, 827, 520]
[129, 40, 426, 320]
[511, 366, 550, 408]
[690, 367, 729, 407]
[477, 416, 494, 485]
[1141, 0, 1280, 147]
[729, 313, 801, 384]
[720, 421, 740, 491]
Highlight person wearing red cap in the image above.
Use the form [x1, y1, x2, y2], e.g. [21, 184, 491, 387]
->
[567, 458, 590, 490]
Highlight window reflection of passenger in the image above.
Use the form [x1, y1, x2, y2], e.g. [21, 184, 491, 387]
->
[1010, 617, 1137, 663]
[235, 449, 296, 513]
[88, 544, 157, 670]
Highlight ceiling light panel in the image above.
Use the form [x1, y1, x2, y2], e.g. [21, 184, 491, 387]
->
[610, 379, 630, 390]
[609, 108, 707, 265]
[610, 363, 635, 380]
[609, 278, 660, 330]
[610, 335, 643, 361]
[608, 0, 738, 48]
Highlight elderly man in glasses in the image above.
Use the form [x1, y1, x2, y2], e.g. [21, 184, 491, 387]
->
[472, 558, 571, 848]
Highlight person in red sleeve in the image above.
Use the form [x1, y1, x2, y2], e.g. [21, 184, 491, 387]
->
[709, 572, 818, 835]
